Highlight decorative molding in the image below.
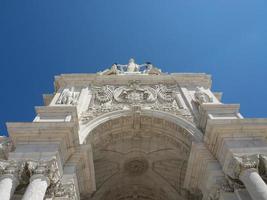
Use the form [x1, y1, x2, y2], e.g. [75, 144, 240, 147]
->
[80, 82, 193, 124]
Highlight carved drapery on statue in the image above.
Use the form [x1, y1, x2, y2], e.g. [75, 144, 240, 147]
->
[80, 81, 193, 124]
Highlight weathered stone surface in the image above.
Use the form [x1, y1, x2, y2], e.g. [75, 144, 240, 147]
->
[1, 61, 266, 200]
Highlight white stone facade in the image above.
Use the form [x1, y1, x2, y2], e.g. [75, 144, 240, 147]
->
[1, 60, 267, 200]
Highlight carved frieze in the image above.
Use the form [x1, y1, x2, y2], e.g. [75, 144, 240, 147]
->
[80, 82, 193, 124]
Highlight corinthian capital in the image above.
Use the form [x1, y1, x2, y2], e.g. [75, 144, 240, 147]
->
[0, 160, 23, 178]
[227, 154, 259, 179]
[26, 158, 60, 184]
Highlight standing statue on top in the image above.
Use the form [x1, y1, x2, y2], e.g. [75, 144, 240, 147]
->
[98, 58, 162, 75]
[117, 58, 147, 73]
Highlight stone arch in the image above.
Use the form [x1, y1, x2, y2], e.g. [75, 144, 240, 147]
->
[81, 109, 203, 200]
[80, 109, 203, 144]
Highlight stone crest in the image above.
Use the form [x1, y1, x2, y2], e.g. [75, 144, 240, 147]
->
[80, 81, 192, 124]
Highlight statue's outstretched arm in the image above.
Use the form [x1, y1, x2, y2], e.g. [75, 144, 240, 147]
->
[116, 64, 127, 71]
[116, 64, 127, 67]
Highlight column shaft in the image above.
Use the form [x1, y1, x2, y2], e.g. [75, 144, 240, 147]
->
[0, 175, 18, 200]
[22, 174, 50, 200]
[240, 168, 267, 200]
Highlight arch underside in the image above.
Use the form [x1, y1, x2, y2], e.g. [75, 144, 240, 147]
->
[85, 114, 203, 200]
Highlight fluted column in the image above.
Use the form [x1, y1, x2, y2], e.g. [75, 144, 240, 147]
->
[239, 168, 267, 200]
[22, 174, 50, 200]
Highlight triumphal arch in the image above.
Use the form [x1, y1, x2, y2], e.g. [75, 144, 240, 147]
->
[1, 59, 267, 200]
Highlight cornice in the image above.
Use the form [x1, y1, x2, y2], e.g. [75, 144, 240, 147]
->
[54, 73, 212, 91]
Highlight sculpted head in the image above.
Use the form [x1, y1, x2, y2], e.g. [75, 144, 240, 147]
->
[129, 58, 135, 63]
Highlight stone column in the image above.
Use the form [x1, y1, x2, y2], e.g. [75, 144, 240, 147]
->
[22, 174, 50, 200]
[22, 158, 60, 200]
[0, 160, 20, 200]
[227, 155, 267, 200]
[239, 168, 267, 200]
[0, 174, 19, 200]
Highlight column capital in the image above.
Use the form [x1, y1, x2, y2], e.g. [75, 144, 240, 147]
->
[226, 154, 259, 179]
[26, 158, 60, 185]
[0, 160, 23, 180]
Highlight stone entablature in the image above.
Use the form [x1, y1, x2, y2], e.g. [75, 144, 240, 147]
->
[53, 73, 212, 91]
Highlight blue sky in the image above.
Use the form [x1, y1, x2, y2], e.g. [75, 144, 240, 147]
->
[0, 1, 267, 135]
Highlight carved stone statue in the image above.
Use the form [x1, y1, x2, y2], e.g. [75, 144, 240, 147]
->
[100, 64, 120, 75]
[145, 62, 162, 75]
[117, 58, 147, 73]
[98, 59, 163, 75]
[57, 87, 79, 105]
[194, 86, 213, 104]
